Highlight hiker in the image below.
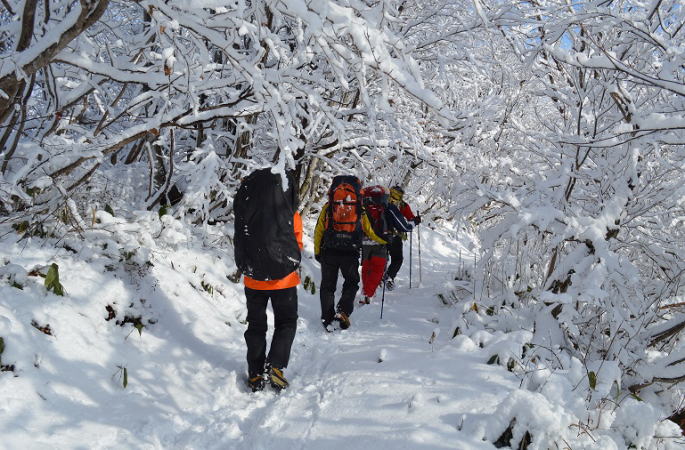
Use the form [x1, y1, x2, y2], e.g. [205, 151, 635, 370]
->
[314, 176, 386, 331]
[233, 168, 303, 392]
[384, 185, 421, 290]
[360, 186, 414, 304]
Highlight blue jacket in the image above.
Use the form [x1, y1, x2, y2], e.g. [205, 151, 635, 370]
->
[385, 203, 414, 233]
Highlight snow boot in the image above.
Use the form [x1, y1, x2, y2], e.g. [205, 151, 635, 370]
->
[247, 374, 265, 392]
[268, 366, 289, 391]
[385, 278, 395, 291]
[334, 311, 351, 330]
[359, 296, 371, 305]
[322, 319, 334, 333]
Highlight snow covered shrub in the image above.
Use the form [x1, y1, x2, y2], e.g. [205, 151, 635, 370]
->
[0, 262, 27, 291]
[173, 147, 235, 224]
[432, 1, 685, 447]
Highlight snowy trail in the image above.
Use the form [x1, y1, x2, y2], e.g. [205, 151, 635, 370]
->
[148, 226, 519, 449]
[220, 263, 517, 449]
[0, 224, 521, 449]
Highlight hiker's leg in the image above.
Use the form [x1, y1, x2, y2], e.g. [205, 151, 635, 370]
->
[244, 287, 269, 377]
[361, 258, 374, 298]
[361, 245, 373, 297]
[319, 256, 339, 324]
[385, 235, 404, 280]
[367, 255, 387, 298]
[338, 252, 361, 316]
[267, 287, 298, 369]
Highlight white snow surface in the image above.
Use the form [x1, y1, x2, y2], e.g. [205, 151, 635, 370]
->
[0, 214, 681, 449]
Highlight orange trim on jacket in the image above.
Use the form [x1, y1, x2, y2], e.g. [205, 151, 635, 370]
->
[243, 212, 303, 290]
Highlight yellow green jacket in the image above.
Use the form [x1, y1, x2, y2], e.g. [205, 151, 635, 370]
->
[314, 203, 387, 255]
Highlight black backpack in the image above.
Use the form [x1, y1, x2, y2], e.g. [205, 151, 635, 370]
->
[233, 169, 301, 281]
[322, 175, 363, 251]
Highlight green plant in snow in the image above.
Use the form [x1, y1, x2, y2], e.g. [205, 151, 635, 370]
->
[507, 359, 516, 372]
[11, 221, 29, 234]
[25, 187, 42, 197]
[588, 371, 597, 390]
[200, 280, 214, 295]
[116, 314, 146, 336]
[45, 263, 65, 296]
[11, 221, 49, 238]
[114, 365, 128, 388]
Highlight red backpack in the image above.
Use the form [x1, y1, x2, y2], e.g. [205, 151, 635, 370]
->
[362, 185, 388, 239]
[323, 175, 363, 250]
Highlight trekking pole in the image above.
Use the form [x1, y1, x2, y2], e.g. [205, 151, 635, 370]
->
[418, 224, 422, 286]
[409, 231, 413, 289]
[380, 258, 388, 319]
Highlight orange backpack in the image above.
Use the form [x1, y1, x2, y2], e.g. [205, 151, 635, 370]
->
[323, 175, 363, 250]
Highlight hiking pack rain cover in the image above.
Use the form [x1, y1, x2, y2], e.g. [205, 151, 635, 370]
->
[233, 169, 300, 281]
[363, 185, 388, 238]
[323, 175, 363, 251]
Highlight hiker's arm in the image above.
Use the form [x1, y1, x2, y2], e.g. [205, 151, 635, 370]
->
[362, 213, 388, 245]
[388, 205, 414, 233]
[313, 204, 327, 255]
[400, 202, 415, 221]
[294, 212, 304, 250]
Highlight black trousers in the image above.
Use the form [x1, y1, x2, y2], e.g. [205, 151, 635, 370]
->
[319, 250, 360, 324]
[244, 286, 298, 377]
[385, 235, 404, 280]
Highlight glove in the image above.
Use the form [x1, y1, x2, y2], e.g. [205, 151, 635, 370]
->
[315, 254, 321, 263]
[414, 214, 422, 225]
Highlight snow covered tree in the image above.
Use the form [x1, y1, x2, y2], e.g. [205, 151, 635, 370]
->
[0, 0, 450, 224]
[447, 0, 685, 431]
